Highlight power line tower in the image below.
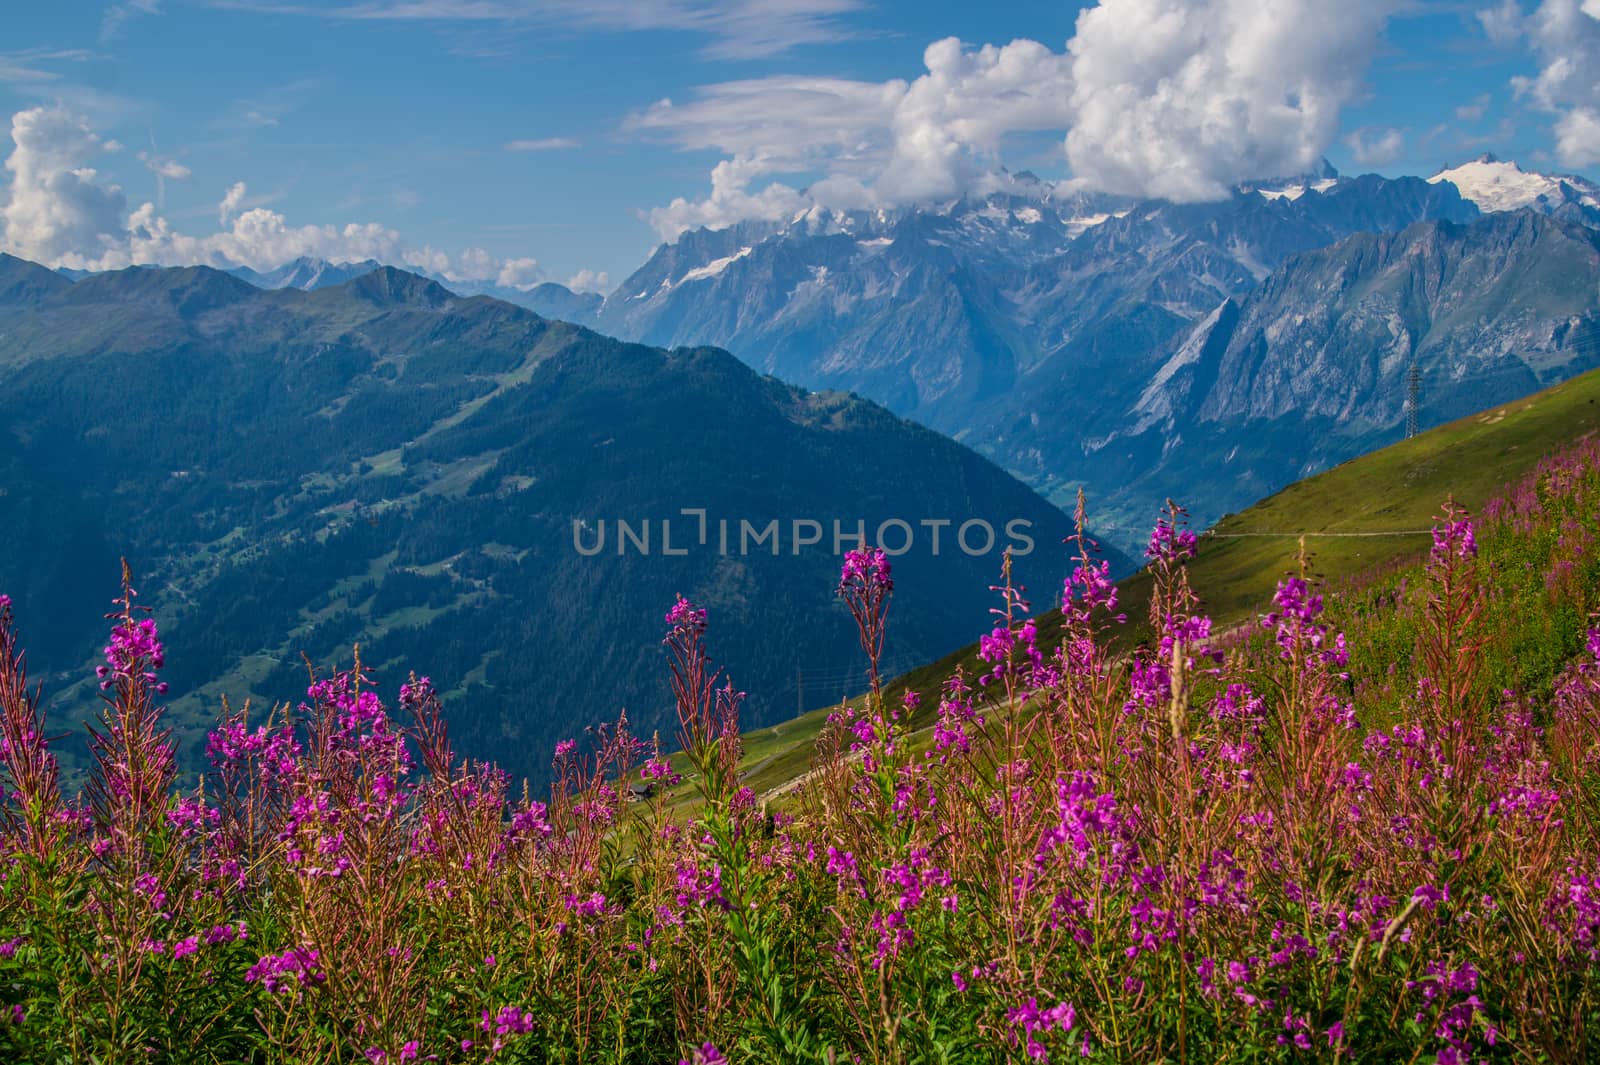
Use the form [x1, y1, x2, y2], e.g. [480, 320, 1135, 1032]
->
[1404, 362, 1421, 440]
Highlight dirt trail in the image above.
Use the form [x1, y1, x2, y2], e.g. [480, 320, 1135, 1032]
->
[1206, 531, 1431, 538]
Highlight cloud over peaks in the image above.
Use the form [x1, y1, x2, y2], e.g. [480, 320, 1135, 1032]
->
[0, 107, 600, 291]
[631, 37, 1075, 239]
[1, 107, 129, 268]
[635, 0, 1403, 237]
[1064, 0, 1400, 201]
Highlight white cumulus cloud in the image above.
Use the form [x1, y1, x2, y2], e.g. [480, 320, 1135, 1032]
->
[631, 37, 1075, 239]
[1, 106, 598, 290]
[1495, 0, 1600, 167]
[217, 180, 247, 225]
[646, 156, 812, 241]
[1, 106, 129, 268]
[1345, 126, 1405, 166]
[495, 256, 545, 288]
[566, 268, 609, 293]
[139, 151, 191, 180]
[1063, 0, 1401, 201]
[635, 0, 1403, 236]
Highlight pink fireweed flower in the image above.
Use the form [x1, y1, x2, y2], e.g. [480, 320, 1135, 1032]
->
[100, 615, 166, 692]
[1145, 516, 1198, 564]
[397, 675, 433, 709]
[641, 756, 681, 784]
[673, 860, 730, 912]
[880, 847, 951, 912]
[931, 672, 980, 757]
[1261, 575, 1349, 670]
[204, 922, 247, 945]
[482, 1005, 535, 1036]
[839, 547, 894, 695]
[825, 847, 865, 897]
[979, 617, 1043, 686]
[869, 907, 913, 967]
[1035, 772, 1137, 878]
[664, 596, 708, 636]
[245, 947, 326, 995]
[205, 718, 302, 780]
[164, 795, 218, 837]
[133, 872, 169, 913]
[563, 891, 609, 918]
[679, 1043, 727, 1065]
[1431, 513, 1478, 563]
[506, 801, 552, 842]
[1008, 997, 1077, 1061]
[1547, 864, 1600, 962]
[1064, 556, 1122, 621]
[839, 547, 893, 592]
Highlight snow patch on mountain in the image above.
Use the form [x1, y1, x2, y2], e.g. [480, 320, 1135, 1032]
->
[1257, 179, 1338, 202]
[1429, 155, 1600, 213]
[1130, 300, 1229, 433]
[1064, 213, 1114, 234]
[680, 246, 753, 283]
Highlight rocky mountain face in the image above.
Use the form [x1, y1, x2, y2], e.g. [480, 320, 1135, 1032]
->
[590, 171, 1474, 415]
[563, 169, 1496, 541]
[0, 259, 1097, 782]
[1025, 210, 1600, 529]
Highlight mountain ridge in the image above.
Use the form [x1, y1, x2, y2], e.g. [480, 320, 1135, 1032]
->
[29, 158, 1600, 550]
[0, 256, 1109, 782]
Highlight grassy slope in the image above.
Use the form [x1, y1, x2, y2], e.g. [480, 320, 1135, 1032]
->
[688, 366, 1600, 804]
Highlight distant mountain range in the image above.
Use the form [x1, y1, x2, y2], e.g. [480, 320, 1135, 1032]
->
[566, 157, 1600, 541]
[225, 256, 609, 322]
[75, 155, 1600, 549]
[0, 256, 1095, 781]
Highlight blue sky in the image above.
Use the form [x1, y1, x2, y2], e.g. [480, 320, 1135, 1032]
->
[1, 1, 1596, 291]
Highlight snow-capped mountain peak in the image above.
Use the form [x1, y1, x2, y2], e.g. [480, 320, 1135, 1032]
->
[1238, 158, 1342, 201]
[1428, 155, 1600, 214]
[1255, 178, 1340, 202]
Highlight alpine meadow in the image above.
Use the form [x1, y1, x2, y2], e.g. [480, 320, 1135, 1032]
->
[3, 2, 1600, 1062]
